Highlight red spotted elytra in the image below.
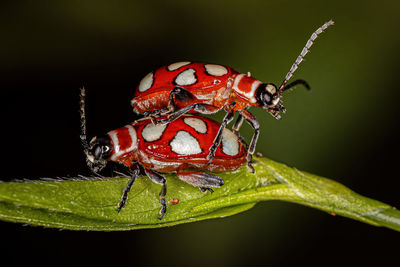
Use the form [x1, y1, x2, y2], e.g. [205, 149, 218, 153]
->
[131, 20, 334, 170]
[80, 88, 246, 219]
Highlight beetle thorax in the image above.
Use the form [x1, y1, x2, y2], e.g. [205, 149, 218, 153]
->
[231, 74, 262, 104]
[108, 125, 138, 162]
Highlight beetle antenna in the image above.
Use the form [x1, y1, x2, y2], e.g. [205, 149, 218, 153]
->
[281, 79, 311, 92]
[278, 20, 334, 92]
[79, 87, 91, 166]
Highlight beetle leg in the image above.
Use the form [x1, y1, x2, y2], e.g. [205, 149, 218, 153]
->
[159, 87, 221, 124]
[159, 103, 213, 124]
[231, 113, 249, 150]
[141, 109, 170, 125]
[156, 86, 199, 124]
[167, 86, 195, 112]
[117, 163, 140, 212]
[159, 103, 199, 124]
[142, 108, 170, 117]
[268, 109, 282, 120]
[240, 109, 259, 173]
[144, 169, 167, 220]
[140, 86, 194, 124]
[206, 104, 236, 165]
[201, 188, 214, 193]
[177, 170, 224, 192]
[232, 113, 244, 135]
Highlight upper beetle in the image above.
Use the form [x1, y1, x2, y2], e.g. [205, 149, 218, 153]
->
[131, 21, 334, 170]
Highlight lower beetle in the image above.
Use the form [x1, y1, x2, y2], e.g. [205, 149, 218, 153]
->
[80, 88, 246, 219]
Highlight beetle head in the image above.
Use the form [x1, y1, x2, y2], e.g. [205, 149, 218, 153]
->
[256, 80, 310, 120]
[256, 83, 286, 120]
[85, 136, 113, 173]
[80, 87, 113, 174]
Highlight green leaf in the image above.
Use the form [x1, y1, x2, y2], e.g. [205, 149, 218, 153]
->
[0, 157, 399, 231]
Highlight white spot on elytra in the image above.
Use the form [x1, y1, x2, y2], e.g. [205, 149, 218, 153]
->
[221, 129, 239, 156]
[204, 64, 228, 76]
[138, 72, 153, 92]
[142, 123, 167, 142]
[170, 131, 202, 155]
[175, 69, 197, 86]
[183, 117, 207, 134]
[168, 61, 191, 71]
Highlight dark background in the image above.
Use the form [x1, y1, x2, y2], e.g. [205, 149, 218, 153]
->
[0, 0, 399, 266]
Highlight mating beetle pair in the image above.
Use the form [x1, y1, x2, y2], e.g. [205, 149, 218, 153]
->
[81, 20, 334, 219]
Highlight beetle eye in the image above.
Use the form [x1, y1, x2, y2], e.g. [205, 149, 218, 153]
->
[263, 93, 271, 104]
[89, 135, 112, 160]
[255, 83, 277, 107]
[93, 145, 103, 159]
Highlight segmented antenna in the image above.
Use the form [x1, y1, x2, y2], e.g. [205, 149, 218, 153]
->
[79, 87, 90, 153]
[279, 20, 334, 91]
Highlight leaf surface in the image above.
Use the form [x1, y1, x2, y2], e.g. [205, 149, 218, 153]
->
[0, 157, 398, 231]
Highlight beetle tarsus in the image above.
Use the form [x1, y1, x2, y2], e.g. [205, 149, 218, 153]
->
[200, 187, 214, 193]
[158, 198, 167, 220]
[145, 169, 168, 220]
[247, 160, 255, 174]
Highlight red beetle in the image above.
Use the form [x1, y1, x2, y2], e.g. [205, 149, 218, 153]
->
[131, 21, 334, 170]
[80, 89, 246, 219]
